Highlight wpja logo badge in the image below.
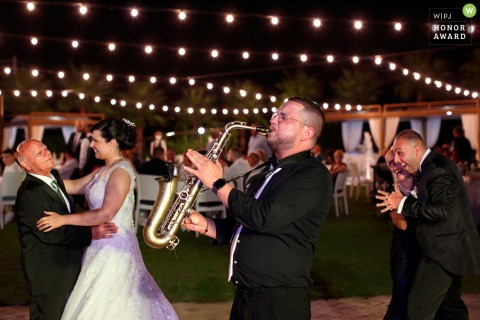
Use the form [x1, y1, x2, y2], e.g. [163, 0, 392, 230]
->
[429, 4, 475, 45]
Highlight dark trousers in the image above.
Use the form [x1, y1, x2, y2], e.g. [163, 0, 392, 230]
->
[230, 286, 310, 320]
[407, 257, 468, 320]
[29, 292, 69, 320]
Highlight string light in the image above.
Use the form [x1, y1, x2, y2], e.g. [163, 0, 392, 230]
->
[31, 37, 38, 45]
[313, 19, 322, 28]
[226, 14, 234, 23]
[131, 8, 139, 17]
[26, 2, 35, 11]
[2, 53, 478, 115]
[79, 5, 87, 15]
[178, 11, 186, 20]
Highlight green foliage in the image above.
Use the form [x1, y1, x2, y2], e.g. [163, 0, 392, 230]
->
[2, 190, 479, 306]
[393, 52, 451, 102]
[332, 67, 384, 104]
[0, 67, 54, 114]
[461, 48, 480, 88]
[276, 69, 323, 102]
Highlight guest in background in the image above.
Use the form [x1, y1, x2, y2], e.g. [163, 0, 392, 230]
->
[246, 151, 262, 168]
[1, 148, 24, 224]
[149, 130, 167, 161]
[451, 125, 473, 166]
[329, 149, 348, 183]
[2, 148, 23, 174]
[66, 120, 86, 159]
[54, 151, 79, 180]
[377, 149, 421, 320]
[138, 147, 169, 177]
[205, 128, 221, 151]
[223, 147, 251, 192]
[78, 123, 105, 177]
[379, 129, 480, 319]
[324, 148, 335, 165]
[247, 123, 272, 160]
[311, 143, 325, 162]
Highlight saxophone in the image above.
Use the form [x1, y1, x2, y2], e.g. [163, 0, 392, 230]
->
[143, 121, 271, 250]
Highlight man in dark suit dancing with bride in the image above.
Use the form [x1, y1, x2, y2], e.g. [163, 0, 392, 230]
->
[379, 130, 480, 319]
[15, 139, 117, 320]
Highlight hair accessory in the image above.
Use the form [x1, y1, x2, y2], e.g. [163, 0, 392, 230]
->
[122, 118, 135, 127]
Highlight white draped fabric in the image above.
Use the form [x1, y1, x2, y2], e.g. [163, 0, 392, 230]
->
[61, 126, 76, 144]
[461, 114, 478, 159]
[410, 117, 442, 148]
[341, 121, 363, 152]
[384, 117, 400, 149]
[368, 117, 399, 150]
[2, 127, 19, 149]
[31, 126, 45, 141]
[3, 121, 75, 149]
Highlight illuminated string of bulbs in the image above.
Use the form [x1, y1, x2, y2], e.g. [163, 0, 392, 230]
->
[1, 54, 478, 115]
[21, 1, 414, 32]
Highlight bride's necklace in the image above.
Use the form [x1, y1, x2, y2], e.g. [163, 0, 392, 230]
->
[106, 156, 124, 168]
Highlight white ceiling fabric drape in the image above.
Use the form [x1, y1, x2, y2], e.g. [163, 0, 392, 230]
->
[368, 117, 399, 150]
[410, 117, 441, 148]
[341, 121, 363, 152]
[2, 127, 19, 149]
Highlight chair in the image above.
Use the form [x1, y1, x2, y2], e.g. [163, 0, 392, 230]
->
[195, 189, 226, 219]
[0, 171, 26, 229]
[134, 174, 161, 233]
[347, 163, 372, 200]
[193, 189, 226, 237]
[332, 171, 349, 217]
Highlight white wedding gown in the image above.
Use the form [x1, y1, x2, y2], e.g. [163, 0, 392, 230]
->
[61, 161, 178, 320]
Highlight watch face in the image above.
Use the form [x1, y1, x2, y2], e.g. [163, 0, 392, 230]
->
[214, 178, 227, 189]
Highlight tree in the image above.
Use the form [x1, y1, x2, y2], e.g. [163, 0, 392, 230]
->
[173, 86, 217, 152]
[276, 69, 322, 101]
[393, 52, 451, 102]
[331, 66, 384, 104]
[460, 48, 480, 88]
[0, 67, 53, 114]
[55, 63, 113, 114]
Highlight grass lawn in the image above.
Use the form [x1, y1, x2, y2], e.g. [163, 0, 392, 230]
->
[1, 189, 479, 306]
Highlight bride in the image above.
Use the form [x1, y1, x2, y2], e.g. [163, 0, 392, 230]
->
[37, 118, 178, 320]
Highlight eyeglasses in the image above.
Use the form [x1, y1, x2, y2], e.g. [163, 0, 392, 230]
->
[271, 111, 309, 127]
[385, 160, 395, 169]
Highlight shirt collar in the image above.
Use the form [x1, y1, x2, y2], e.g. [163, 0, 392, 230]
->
[29, 172, 56, 185]
[418, 148, 431, 173]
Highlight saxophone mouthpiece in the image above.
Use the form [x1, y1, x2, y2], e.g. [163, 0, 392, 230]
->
[256, 126, 271, 135]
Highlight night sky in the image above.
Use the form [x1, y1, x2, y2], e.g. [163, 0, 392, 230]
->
[1, 0, 477, 104]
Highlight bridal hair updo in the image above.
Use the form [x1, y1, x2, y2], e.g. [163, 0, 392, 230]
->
[90, 118, 137, 150]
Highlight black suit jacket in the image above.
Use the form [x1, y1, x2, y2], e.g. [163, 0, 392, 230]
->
[15, 173, 92, 296]
[138, 158, 169, 177]
[402, 150, 480, 276]
[67, 131, 86, 159]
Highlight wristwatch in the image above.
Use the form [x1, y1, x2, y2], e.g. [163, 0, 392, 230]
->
[212, 178, 228, 194]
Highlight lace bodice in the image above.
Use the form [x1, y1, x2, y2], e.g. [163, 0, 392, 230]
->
[85, 160, 136, 231]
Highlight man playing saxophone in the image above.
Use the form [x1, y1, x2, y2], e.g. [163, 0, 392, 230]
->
[183, 96, 332, 320]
